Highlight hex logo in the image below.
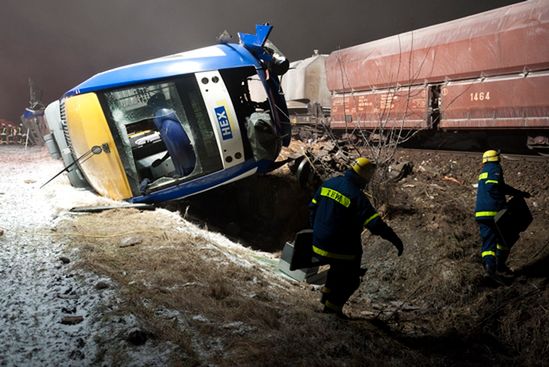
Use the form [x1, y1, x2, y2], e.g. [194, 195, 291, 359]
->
[214, 106, 233, 140]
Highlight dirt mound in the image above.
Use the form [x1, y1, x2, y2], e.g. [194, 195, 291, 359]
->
[351, 148, 549, 366]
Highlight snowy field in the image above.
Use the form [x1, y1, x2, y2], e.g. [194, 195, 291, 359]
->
[0, 146, 174, 366]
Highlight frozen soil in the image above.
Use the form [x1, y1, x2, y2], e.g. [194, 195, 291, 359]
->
[353, 147, 549, 366]
[0, 143, 547, 366]
[0, 146, 179, 366]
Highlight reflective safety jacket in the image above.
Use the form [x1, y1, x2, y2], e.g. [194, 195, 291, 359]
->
[309, 170, 384, 260]
[475, 162, 519, 221]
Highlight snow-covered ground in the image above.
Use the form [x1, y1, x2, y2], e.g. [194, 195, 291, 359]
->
[0, 146, 176, 366]
[0, 145, 289, 366]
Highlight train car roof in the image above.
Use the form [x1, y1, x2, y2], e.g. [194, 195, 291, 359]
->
[65, 43, 261, 96]
[326, 0, 549, 92]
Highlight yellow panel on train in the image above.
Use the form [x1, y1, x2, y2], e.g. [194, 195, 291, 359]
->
[64, 93, 132, 200]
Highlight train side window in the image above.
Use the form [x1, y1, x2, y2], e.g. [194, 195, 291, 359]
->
[102, 78, 223, 192]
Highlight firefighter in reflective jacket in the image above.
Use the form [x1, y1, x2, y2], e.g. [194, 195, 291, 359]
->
[475, 150, 530, 276]
[309, 157, 404, 317]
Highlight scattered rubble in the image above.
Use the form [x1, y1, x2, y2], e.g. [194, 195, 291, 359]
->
[61, 316, 84, 325]
[126, 328, 150, 346]
[119, 236, 143, 248]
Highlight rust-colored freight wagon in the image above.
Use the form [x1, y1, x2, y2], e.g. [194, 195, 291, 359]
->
[440, 71, 549, 130]
[325, 0, 549, 153]
[330, 86, 430, 130]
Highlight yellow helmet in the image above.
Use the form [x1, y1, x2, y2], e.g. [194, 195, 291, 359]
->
[482, 150, 500, 163]
[352, 157, 376, 181]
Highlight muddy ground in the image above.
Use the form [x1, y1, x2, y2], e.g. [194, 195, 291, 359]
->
[0, 141, 547, 366]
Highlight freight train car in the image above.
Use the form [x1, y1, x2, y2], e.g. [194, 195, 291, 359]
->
[325, 0, 549, 154]
[280, 50, 331, 124]
[43, 24, 290, 203]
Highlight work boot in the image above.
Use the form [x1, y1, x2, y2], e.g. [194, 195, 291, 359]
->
[497, 263, 515, 277]
[483, 262, 496, 276]
[483, 263, 508, 286]
[320, 293, 327, 305]
[322, 306, 350, 320]
[320, 286, 330, 305]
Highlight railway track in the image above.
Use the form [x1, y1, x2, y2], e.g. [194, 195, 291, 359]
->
[291, 123, 549, 161]
[396, 147, 548, 162]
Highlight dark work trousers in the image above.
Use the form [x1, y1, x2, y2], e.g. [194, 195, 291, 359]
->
[478, 220, 502, 271]
[322, 256, 362, 311]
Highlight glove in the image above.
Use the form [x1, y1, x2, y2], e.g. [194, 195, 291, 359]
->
[511, 188, 531, 198]
[392, 237, 404, 257]
[520, 191, 531, 198]
[373, 222, 404, 256]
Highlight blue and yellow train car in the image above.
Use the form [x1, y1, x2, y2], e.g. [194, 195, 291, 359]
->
[46, 24, 290, 203]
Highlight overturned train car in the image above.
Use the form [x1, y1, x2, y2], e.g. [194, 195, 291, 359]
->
[326, 0, 549, 154]
[44, 24, 290, 203]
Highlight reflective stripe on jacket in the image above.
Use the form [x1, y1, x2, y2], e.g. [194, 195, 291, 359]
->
[475, 162, 510, 221]
[309, 170, 380, 259]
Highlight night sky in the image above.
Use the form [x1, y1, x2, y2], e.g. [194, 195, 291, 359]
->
[0, 0, 522, 122]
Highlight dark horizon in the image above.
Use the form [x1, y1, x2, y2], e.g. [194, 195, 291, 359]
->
[0, 0, 522, 122]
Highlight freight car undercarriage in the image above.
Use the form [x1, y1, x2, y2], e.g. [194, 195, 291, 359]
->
[398, 129, 549, 156]
[324, 122, 549, 156]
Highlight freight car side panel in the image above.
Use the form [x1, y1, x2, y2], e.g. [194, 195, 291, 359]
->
[326, 0, 549, 93]
[331, 86, 430, 130]
[439, 72, 549, 129]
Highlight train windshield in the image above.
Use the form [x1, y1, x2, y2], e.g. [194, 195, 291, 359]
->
[102, 75, 223, 194]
